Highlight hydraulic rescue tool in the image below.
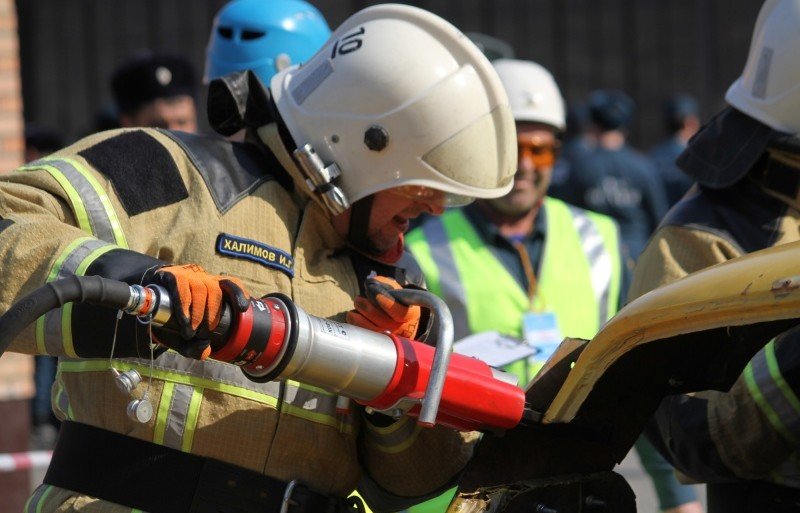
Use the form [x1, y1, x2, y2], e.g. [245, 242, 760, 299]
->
[0, 275, 531, 432]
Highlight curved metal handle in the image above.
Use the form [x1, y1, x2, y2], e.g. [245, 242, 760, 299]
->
[388, 288, 454, 426]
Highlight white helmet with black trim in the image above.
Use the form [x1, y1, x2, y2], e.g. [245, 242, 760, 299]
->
[266, 3, 517, 215]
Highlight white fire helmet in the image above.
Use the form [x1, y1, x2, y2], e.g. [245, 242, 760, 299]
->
[267, 4, 516, 215]
[493, 59, 566, 131]
[725, 0, 800, 134]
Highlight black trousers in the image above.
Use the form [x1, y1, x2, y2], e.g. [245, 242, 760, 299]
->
[707, 481, 800, 513]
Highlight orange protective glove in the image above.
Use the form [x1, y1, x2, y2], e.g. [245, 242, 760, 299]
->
[155, 264, 250, 352]
[346, 275, 421, 339]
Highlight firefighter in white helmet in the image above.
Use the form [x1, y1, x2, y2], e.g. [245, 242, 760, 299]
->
[0, 5, 515, 513]
[630, 1, 800, 511]
[406, 58, 623, 510]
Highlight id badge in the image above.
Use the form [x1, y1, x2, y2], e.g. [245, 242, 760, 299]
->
[522, 311, 562, 364]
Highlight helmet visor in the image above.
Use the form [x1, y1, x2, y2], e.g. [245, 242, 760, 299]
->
[390, 185, 474, 208]
[421, 105, 516, 196]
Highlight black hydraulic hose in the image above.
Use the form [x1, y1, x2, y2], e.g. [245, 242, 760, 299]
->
[0, 275, 132, 358]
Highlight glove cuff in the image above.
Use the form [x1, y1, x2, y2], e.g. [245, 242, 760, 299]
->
[84, 248, 166, 284]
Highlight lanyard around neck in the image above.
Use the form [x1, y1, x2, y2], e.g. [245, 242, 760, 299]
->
[511, 240, 545, 311]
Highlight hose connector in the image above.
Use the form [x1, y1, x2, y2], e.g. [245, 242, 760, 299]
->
[123, 285, 172, 326]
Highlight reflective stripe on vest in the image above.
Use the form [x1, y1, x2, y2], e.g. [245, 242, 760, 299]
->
[568, 204, 613, 325]
[19, 157, 128, 248]
[536, 198, 621, 336]
[154, 381, 203, 451]
[745, 341, 800, 445]
[53, 364, 74, 421]
[418, 219, 471, 339]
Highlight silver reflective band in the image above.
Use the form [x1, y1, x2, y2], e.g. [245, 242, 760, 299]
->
[568, 206, 613, 326]
[421, 218, 471, 340]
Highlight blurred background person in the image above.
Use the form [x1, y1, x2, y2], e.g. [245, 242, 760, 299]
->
[111, 51, 199, 132]
[89, 105, 121, 135]
[549, 103, 594, 196]
[24, 123, 63, 162]
[556, 89, 669, 268]
[649, 94, 701, 206]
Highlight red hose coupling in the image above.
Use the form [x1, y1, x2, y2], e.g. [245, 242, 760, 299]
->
[211, 297, 288, 373]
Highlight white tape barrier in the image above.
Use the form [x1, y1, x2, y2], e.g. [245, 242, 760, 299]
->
[0, 450, 52, 472]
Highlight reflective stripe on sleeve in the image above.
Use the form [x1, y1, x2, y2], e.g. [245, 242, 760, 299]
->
[36, 238, 117, 356]
[22, 155, 129, 356]
[362, 416, 422, 454]
[745, 341, 800, 445]
[24, 484, 54, 513]
[20, 157, 128, 248]
[769, 456, 800, 488]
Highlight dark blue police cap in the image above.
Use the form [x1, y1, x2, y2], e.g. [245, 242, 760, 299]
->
[587, 89, 635, 131]
[664, 93, 699, 122]
[111, 52, 198, 114]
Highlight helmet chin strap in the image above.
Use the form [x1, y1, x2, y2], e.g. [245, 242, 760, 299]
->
[347, 195, 404, 265]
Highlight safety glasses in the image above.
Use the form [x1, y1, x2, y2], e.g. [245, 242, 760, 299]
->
[517, 135, 561, 168]
[390, 185, 474, 208]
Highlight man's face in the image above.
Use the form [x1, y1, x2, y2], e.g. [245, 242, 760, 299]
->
[487, 122, 559, 216]
[333, 187, 446, 255]
[120, 95, 198, 133]
[366, 188, 446, 253]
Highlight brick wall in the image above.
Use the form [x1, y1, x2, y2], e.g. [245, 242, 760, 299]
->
[0, 3, 33, 511]
[0, 0, 33, 401]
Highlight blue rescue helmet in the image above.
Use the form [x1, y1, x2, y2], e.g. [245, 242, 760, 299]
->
[204, 0, 331, 86]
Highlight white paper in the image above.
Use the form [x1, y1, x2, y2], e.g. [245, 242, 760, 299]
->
[453, 331, 538, 368]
